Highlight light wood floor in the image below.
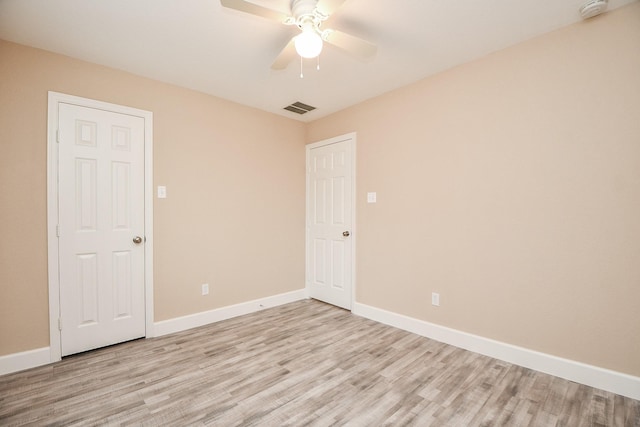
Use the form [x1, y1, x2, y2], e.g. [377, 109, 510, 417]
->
[1, 299, 638, 426]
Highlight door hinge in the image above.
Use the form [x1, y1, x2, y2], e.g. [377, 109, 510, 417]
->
[56, 225, 60, 237]
[58, 318, 62, 331]
[56, 129, 60, 143]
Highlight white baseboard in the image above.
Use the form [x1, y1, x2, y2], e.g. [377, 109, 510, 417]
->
[353, 302, 640, 401]
[4, 295, 636, 401]
[154, 289, 308, 337]
[0, 289, 308, 377]
[0, 347, 51, 376]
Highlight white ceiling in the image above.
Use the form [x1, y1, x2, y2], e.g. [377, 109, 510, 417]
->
[0, 0, 636, 122]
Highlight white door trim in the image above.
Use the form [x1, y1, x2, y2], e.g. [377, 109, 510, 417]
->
[47, 92, 154, 362]
[305, 132, 357, 309]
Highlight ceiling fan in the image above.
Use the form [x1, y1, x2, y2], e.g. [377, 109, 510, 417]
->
[220, 0, 377, 70]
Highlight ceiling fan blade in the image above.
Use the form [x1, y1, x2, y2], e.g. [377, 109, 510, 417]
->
[323, 30, 377, 60]
[316, 0, 346, 16]
[271, 37, 297, 70]
[220, 0, 289, 23]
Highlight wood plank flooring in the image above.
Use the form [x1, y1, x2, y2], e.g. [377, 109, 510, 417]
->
[1, 299, 638, 426]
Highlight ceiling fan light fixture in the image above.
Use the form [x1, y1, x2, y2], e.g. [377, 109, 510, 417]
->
[295, 28, 323, 59]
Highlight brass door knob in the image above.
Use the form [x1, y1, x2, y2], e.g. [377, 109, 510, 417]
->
[133, 236, 143, 244]
[343, 231, 350, 237]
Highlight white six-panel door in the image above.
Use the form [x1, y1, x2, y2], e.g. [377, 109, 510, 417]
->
[57, 102, 146, 356]
[306, 135, 354, 309]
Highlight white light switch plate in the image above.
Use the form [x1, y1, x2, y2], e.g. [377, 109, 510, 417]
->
[367, 192, 377, 203]
[157, 186, 167, 199]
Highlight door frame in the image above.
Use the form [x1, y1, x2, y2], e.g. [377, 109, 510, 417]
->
[46, 91, 154, 362]
[305, 132, 357, 309]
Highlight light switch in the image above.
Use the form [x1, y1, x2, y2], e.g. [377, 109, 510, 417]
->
[157, 186, 167, 199]
[367, 192, 377, 203]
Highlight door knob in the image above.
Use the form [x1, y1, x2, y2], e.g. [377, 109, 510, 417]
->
[343, 231, 350, 237]
[133, 236, 143, 244]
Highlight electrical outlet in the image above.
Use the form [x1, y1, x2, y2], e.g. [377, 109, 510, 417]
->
[431, 292, 440, 307]
[201, 283, 209, 296]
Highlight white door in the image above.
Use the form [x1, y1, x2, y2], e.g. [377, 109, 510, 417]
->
[57, 102, 146, 356]
[306, 135, 354, 309]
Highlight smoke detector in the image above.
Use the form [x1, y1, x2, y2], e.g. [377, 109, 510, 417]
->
[580, 0, 608, 19]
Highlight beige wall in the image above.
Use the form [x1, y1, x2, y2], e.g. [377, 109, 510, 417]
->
[0, 40, 306, 355]
[308, 3, 640, 376]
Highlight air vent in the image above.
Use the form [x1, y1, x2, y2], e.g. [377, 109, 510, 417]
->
[284, 101, 316, 115]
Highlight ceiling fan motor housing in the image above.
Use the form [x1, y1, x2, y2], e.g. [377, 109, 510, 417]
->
[292, 0, 328, 31]
[291, 0, 319, 18]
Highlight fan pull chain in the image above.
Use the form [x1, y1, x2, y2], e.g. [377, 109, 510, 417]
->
[299, 55, 321, 78]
